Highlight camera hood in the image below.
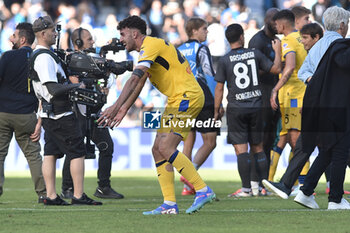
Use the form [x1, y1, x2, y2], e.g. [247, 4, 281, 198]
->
[67, 52, 103, 75]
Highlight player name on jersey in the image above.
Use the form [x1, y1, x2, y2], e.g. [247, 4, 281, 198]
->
[235, 89, 262, 100]
[229, 51, 255, 62]
[180, 48, 194, 56]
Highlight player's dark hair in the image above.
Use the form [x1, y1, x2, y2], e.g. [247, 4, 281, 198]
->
[300, 23, 324, 39]
[273, 9, 295, 26]
[16, 22, 35, 45]
[291, 6, 311, 19]
[118, 15, 147, 35]
[225, 23, 243, 44]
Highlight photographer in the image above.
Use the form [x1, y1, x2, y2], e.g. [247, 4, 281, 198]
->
[60, 27, 124, 199]
[30, 16, 101, 205]
[0, 22, 46, 202]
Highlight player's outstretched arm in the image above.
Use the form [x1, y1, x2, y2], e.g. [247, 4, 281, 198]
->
[110, 71, 149, 128]
[98, 65, 149, 127]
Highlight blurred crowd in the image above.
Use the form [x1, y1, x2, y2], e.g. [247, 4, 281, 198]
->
[0, 0, 349, 126]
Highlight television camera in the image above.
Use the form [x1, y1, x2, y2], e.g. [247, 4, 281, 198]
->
[54, 25, 133, 158]
[66, 46, 133, 110]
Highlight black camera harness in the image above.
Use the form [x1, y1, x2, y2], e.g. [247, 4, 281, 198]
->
[29, 49, 72, 116]
[29, 49, 98, 159]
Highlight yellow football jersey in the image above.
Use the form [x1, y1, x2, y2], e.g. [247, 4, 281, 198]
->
[281, 31, 306, 98]
[138, 36, 203, 100]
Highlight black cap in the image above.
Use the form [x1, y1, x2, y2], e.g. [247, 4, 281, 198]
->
[32, 16, 55, 33]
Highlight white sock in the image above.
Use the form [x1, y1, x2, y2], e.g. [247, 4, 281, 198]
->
[241, 187, 251, 193]
[250, 181, 259, 189]
[164, 200, 176, 206]
[197, 186, 208, 193]
[327, 181, 330, 188]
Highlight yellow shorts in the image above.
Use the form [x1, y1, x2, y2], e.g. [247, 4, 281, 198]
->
[157, 94, 204, 140]
[278, 87, 304, 134]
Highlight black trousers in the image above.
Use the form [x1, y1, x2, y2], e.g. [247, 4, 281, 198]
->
[260, 83, 280, 165]
[301, 132, 350, 203]
[280, 135, 313, 189]
[280, 133, 350, 190]
[62, 110, 114, 190]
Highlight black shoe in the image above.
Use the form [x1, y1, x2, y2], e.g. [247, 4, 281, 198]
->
[72, 193, 102, 205]
[43, 195, 70, 205]
[60, 187, 74, 199]
[38, 195, 46, 203]
[94, 186, 124, 199]
[262, 179, 291, 199]
[0, 186, 2, 196]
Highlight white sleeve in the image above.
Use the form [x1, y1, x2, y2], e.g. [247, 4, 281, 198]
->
[137, 61, 151, 68]
[34, 53, 58, 84]
[198, 46, 215, 77]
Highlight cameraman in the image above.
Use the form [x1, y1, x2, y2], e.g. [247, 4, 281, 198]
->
[0, 22, 46, 202]
[31, 16, 101, 205]
[60, 27, 124, 199]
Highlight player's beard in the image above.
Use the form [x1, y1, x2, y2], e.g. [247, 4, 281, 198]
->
[12, 42, 19, 50]
[267, 24, 278, 35]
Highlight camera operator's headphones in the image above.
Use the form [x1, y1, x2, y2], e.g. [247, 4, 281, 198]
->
[75, 27, 83, 49]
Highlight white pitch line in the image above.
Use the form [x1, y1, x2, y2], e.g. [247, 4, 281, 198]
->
[0, 207, 337, 213]
[0, 208, 102, 212]
[125, 208, 330, 212]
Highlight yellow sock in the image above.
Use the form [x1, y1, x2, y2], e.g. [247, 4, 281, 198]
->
[169, 150, 206, 191]
[288, 151, 294, 162]
[268, 148, 282, 181]
[298, 160, 309, 186]
[294, 180, 299, 187]
[300, 160, 310, 176]
[156, 160, 176, 202]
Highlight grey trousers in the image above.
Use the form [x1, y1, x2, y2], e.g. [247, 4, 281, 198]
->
[0, 112, 46, 196]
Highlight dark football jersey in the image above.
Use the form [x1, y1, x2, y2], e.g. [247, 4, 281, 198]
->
[248, 30, 279, 86]
[215, 47, 273, 110]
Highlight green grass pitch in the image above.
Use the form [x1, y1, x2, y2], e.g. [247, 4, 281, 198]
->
[1, 169, 350, 233]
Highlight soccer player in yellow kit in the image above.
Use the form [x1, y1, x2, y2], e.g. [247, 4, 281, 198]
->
[269, 9, 309, 185]
[98, 15, 216, 215]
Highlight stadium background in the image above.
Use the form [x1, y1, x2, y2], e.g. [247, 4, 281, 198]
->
[1, 0, 333, 171]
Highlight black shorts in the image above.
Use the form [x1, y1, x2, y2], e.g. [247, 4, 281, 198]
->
[42, 114, 86, 159]
[193, 79, 220, 134]
[227, 108, 263, 145]
[194, 105, 221, 134]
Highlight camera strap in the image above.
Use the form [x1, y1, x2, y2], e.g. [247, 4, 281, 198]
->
[29, 49, 73, 116]
[29, 49, 61, 82]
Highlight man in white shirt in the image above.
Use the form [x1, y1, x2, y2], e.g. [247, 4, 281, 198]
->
[31, 16, 102, 205]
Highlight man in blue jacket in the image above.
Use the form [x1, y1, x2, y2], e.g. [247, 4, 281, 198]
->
[0, 22, 46, 202]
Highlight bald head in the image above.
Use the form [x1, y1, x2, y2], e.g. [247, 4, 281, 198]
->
[265, 8, 279, 23]
[264, 8, 280, 36]
[71, 28, 94, 50]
